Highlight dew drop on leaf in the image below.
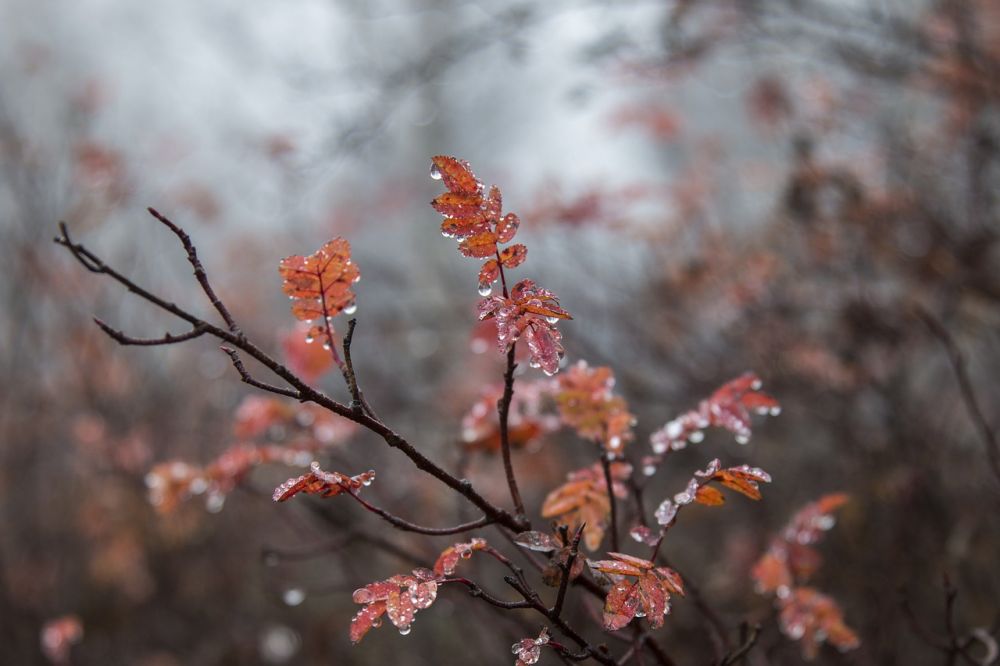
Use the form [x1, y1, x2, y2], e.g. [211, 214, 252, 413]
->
[399, 626, 411, 636]
[688, 430, 704, 443]
[430, 164, 442, 180]
[304, 335, 314, 344]
[478, 283, 492, 296]
[344, 302, 357, 315]
[735, 433, 750, 445]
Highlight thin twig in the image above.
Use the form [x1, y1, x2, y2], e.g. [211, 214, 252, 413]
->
[552, 524, 584, 618]
[346, 491, 493, 536]
[917, 307, 1000, 486]
[718, 622, 761, 666]
[146, 207, 242, 336]
[600, 452, 620, 553]
[498, 342, 528, 522]
[220, 347, 301, 399]
[94, 318, 207, 346]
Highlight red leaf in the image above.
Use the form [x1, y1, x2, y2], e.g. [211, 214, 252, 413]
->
[499, 243, 527, 268]
[431, 155, 482, 196]
[496, 212, 520, 243]
[272, 462, 374, 502]
[350, 570, 440, 643]
[512, 627, 549, 666]
[555, 361, 635, 452]
[433, 537, 488, 576]
[541, 461, 631, 551]
[278, 239, 360, 349]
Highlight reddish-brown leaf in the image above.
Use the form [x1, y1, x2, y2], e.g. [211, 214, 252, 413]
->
[431, 155, 482, 196]
[272, 462, 374, 502]
[499, 243, 528, 268]
[496, 212, 520, 243]
[458, 230, 499, 258]
[512, 627, 549, 666]
[433, 537, 488, 576]
[541, 462, 631, 551]
[350, 570, 440, 643]
[779, 587, 860, 659]
[279, 238, 359, 348]
[555, 361, 635, 452]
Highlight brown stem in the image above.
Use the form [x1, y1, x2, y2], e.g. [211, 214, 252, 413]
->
[552, 524, 584, 618]
[498, 342, 528, 522]
[718, 622, 761, 666]
[346, 491, 492, 536]
[600, 452, 620, 553]
[54, 220, 529, 533]
[93, 318, 208, 346]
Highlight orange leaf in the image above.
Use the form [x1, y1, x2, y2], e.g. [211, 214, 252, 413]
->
[272, 462, 374, 502]
[431, 155, 481, 196]
[433, 537, 487, 576]
[278, 238, 359, 348]
[499, 243, 527, 268]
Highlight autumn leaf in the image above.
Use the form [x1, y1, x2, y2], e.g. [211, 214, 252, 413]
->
[41, 615, 83, 665]
[555, 360, 635, 452]
[654, 459, 771, 527]
[588, 553, 684, 631]
[280, 322, 335, 382]
[350, 568, 439, 643]
[649, 372, 780, 456]
[433, 537, 488, 576]
[278, 238, 360, 351]
[514, 531, 585, 587]
[272, 461, 374, 502]
[479, 279, 571, 376]
[541, 462, 631, 551]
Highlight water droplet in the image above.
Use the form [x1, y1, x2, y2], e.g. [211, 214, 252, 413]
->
[769, 406, 782, 416]
[608, 436, 622, 450]
[688, 430, 704, 443]
[398, 626, 411, 636]
[344, 302, 357, 315]
[643, 464, 656, 476]
[304, 335, 314, 344]
[545, 316, 559, 324]
[735, 433, 750, 445]
[430, 164, 442, 180]
[751, 379, 763, 390]
[634, 609, 646, 618]
[478, 284, 492, 297]
[282, 587, 306, 606]
[362, 477, 373, 487]
[322, 342, 331, 351]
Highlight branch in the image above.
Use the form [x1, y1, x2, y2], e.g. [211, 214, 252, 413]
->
[146, 207, 242, 336]
[498, 342, 529, 522]
[93, 318, 208, 346]
[718, 622, 761, 666]
[346, 491, 493, 536]
[918, 307, 1000, 486]
[600, 452, 620, 553]
[55, 220, 529, 533]
[221, 347, 301, 399]
[552, 524, 584, 618]
[342, 318, 377, 418]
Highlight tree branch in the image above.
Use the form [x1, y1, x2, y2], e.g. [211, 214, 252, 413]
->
[346, 491, 493, 536]
[498, 343, 529, 522]
[220, 347, 301, 399]
[600, 452, 620, 553]
[93, 318, 208, 346]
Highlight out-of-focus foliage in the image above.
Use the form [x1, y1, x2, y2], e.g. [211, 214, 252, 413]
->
[2, 0, 999, 663]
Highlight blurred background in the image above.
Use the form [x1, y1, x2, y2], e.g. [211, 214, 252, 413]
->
[1, 0, 999, 663]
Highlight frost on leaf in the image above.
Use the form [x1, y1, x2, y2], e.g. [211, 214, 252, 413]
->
[272, 461, 374, 502]
[479, 279, 571, 376]
[588, 554, 684, 631]
[779, 588, 860, 660]
[460, 381, 558, 453]
[751, 495, 857, 659]
[433, 537, 488, 576]
[541, 461, 631, 551]
[512, 627, 549, 666]
[654, 459, 771, 528]
[278, 238, 360, 351]
[350, 569, 440, 643]
[647, 372, 779, 473]
[554, 361, 635, 452]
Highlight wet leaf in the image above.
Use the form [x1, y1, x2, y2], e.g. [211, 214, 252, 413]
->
[278, 238, 359, 349]
[433, 537, 488, 576]
[272, 462, 374, 502]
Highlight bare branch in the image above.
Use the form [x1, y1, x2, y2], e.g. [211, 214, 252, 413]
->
[498, 343, 528, 522]
[345, 491, 493, 536]
[221, 347, 301, 399]
[94, 318, 208, 346]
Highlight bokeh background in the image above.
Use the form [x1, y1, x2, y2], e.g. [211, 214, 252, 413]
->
[2, 0, 999, 664]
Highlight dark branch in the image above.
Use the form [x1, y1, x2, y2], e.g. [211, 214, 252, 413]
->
[346, 491, 493, 536]
[146, 207, 242, 336]
[600, 452, 620, 553]
[498, 342, 528, 522]
[718, 622, 761, 666]
[94, 318, 208, 346]
[221, 347, 301, 399]
[552, 524, 584, 618]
